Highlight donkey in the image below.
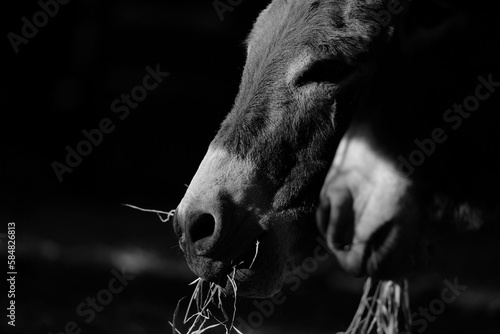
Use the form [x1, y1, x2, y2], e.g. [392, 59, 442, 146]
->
[317, 0, 500, 279]
[172, 0, 405, 298]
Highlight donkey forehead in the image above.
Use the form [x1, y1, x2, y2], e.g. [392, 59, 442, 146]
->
[246, 0, 379, 61]
[236, 0, 383, 102]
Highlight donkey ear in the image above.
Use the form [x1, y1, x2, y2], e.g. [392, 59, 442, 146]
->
[396, 0, 468, 54]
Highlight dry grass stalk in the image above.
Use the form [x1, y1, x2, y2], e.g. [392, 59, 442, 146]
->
[122, 203, 176, 222]
[340, 278, 411, 334]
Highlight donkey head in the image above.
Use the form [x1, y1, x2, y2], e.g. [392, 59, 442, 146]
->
[174, 0, 397, 297]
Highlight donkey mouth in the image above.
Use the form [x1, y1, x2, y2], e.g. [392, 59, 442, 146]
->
[207, 237, 261, 293]
[189, 236, 262, 287]
[333, 220, 400, 278]
[364, 220, 398, 277]
[363, 220, 418, 279]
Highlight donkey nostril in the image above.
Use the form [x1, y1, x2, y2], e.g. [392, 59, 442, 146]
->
[189, 213, 216, 244]
[330, 190, 355, 251]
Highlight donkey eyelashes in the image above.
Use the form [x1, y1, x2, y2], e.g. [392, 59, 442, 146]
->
[294, 58, 355, 87]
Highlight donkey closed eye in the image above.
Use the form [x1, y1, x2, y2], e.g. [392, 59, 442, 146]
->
[295, 58, 354, 87]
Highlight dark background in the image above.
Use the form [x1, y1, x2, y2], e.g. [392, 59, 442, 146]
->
[1, 1, 499, 334]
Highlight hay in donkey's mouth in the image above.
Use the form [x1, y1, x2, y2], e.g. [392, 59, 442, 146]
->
[170, 270, 241, 334]
[340, 278, 411, 334]
[171, 240, 261, 334]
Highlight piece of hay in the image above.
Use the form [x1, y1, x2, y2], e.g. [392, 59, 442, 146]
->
[340, 278, 411, 334]
[122, 203, 176, 223]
